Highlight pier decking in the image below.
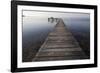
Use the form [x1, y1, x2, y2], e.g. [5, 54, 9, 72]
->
[33, 19, 88, 61]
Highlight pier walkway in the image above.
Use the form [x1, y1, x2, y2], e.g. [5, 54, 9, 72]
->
[33, 19, 87, 61]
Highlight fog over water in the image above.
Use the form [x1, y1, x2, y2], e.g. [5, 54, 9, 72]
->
[22, 11, 90, 61]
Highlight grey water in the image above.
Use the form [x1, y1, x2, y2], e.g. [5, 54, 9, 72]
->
[64, 18, 90, 57]
[22, 12, 90, 62]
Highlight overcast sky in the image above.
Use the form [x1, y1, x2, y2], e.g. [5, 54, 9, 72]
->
[23, 10, 90, 19]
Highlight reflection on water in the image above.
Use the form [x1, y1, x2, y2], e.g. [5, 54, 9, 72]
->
[22, 12, 90, 62]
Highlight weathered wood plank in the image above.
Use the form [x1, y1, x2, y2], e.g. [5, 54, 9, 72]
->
[41, 48, 82, 51]
[34, 56, 88, 61]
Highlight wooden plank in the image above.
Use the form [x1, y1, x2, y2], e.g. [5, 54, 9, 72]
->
[34, 56, 88, 61]
[41, 48, 82, 51]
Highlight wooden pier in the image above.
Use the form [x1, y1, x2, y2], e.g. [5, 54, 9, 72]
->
[33, 19, 88, 61]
